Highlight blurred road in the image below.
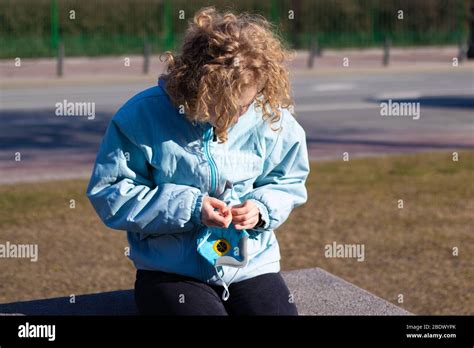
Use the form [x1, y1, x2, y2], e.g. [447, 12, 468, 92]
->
[0, 67, 473, 183]
[294, 68, 474, 160]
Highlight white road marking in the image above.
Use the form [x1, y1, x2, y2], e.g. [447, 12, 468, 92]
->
[295, 102, 379, 112]
[375, 91, 422, 99]
[312, 83, 355, 92]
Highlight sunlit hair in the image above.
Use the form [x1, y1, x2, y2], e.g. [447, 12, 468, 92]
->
[159, 6, 294, 143]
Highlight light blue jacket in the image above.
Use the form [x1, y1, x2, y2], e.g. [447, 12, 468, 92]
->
[86, 78, 310, 286]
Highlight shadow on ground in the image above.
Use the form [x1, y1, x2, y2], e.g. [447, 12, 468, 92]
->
[0, 109, 112, 151]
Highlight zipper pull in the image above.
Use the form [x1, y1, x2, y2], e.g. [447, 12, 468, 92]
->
[212, 126, 217, 142]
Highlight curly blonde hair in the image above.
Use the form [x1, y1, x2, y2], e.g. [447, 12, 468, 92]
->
[159, 6, 294, 143]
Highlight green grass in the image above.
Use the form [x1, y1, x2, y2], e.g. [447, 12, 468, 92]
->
[0, 151, 473, 314]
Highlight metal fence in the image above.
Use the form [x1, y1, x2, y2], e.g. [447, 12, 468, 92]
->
[0, 0, 468, 58]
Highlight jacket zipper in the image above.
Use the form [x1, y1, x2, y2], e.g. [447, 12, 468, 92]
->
[201, 125, 220, 282]
[203, 126, 219, 195]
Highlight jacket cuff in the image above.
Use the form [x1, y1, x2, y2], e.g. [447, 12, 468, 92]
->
[191, 193, 205, 227]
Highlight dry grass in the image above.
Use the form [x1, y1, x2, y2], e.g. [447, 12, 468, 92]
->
[0, 151, 473, 314]
[280, 151, 474, 315]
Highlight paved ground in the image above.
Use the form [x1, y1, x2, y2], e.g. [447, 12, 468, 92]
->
[0, 46, 463, 79]
[0, 51, 473, 184]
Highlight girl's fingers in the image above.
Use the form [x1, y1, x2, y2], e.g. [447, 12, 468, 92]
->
[232, 209, 259, 223]
[231, 200, 259, 217]
[230, 200, 255, 215]
[234, 215, 259, 230]
[211, 210, 233, 227]
[209, 197, 228, 210]
[207, 197, 230, 215]
[231, 205, 249, 216]
[204, 199, 259, 229]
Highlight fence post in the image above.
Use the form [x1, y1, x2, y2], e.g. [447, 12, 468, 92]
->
[458, 38, 467, 63]
[143, 41, 151, 74]
[57, 41, 64, 77]
[307, 35, 318, 69]
[383, 36, 391, 66]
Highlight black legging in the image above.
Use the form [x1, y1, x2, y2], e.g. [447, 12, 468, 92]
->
[134, 269, 298, 315]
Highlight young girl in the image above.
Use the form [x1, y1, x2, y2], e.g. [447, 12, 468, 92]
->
[87, 7, 310, 315]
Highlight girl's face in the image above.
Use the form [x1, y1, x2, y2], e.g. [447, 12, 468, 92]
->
[237, 85, 258, 117]
[209, 84, 258, 127]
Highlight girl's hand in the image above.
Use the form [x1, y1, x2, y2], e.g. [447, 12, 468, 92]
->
[230, 200, 260, 230]
[201, 195, 232, 228]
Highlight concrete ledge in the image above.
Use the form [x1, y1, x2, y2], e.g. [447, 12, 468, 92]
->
[0, 268, 410, 315]
[283, 268, 410, 315]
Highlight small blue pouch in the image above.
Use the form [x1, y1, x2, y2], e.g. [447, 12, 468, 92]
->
[196, 181, 250, 300]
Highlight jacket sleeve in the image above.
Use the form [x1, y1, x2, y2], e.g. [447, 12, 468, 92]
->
[243, 112, 310, 234]
[86, 115, 205, 236]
